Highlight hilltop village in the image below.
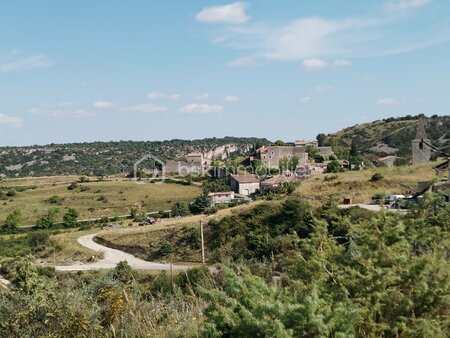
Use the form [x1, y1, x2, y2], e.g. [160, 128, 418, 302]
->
[161, 121, 449, 206]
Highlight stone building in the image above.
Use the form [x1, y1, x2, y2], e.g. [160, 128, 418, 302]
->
[230, 174, 260, 196]
[374, 155, 397, 168]
[317, 146, 335, 158]
[165, 152, 210, 176]
[412, 120, 431, 165]
[208, 191, 235, 205]
[258, 145, 308, 168]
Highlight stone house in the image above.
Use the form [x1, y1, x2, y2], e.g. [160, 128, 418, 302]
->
[258, 145, 308, 168]
[208, 191, 235, 205]
[295, 140, 318, 148]
[374, 156, 397, 168]
[165, 152, 210, 176]
[317, 146, 335, 158]
[308, 163, 328, 175]
[230, 174, 260, 196]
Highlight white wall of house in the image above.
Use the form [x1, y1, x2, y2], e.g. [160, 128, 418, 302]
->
[238, 182, 260, 196]
[210, 192, 234, 205]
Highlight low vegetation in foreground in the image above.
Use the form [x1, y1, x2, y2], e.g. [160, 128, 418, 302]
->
[1, 193, 449, 337]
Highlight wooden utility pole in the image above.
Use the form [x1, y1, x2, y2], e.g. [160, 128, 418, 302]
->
[200, 220, 205, 265]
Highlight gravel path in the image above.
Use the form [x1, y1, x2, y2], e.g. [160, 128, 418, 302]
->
[338, 204, 406, 212]
[55, 234, 190, 271]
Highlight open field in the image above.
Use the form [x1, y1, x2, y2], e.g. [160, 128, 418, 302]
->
[295, 164, 439, 204]
[42, 228, 103, 265]
[0, 176, 201, 225]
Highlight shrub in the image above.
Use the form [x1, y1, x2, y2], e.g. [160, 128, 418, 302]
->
[171, 201, 191, 217]
[159, 241, 173, 256]
[27, 232, 50, 251]
[371, 172, 384, 182]
[80, 185, 91, 192]
[35, 208, 59, 228]
[111, 261, 134, 283]
[326, 160, 342, 173]
[3, 209, 22, 229]
[46, 195, 63, 205]
[204, 206, 218, 215]
[97, 195, 108, 203]
[63, 208, 79, 227]
[67, 182, 79, 190]
[6, 188, 17, 197]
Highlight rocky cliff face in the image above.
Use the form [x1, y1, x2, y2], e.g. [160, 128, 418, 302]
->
[203, 144, 252, 160]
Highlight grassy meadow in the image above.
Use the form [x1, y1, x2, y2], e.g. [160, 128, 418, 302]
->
[295, 163, 439, 204]
[0, 176, 201, 225]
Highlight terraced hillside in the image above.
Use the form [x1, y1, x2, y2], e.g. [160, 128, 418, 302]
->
[328, 115, 450, 159]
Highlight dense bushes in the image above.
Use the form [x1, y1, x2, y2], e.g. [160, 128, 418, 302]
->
[1, 195, 449, 337]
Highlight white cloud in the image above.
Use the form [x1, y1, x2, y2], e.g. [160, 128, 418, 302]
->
[0, 113, 22, 127]
[302, 58, 329, 71]
[334, 59, 351, 67]
[93, 101, 114, 108]
[28, 107, 94, 118]
[179, 104, 224, 114]
[196, 2, 250, 24]
[224, 95, 240, 102]
[0, 54, 53, 73]
[169, 94, 181, 100]
[311, 85, 334, 93]
[299, 97, 311, 103]
[148, 90, 164, 99]
[204, 8, 449, 68]
[227, 56, 259, 68]
[384, 0, 432, 12]
[121, 104, 168, 113]
[195, 93, 210, 100]
[376, 98, 400, 106]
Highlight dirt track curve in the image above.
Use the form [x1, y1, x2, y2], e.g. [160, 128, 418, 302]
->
[55, 234, 190, 271]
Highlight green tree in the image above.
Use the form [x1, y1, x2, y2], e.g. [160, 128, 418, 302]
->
[273, 140, 285, 146]
[3, 209, 22, 229]
[316, 133, 327, 146]
[326, 160, 342, 173]
[254, 140, 265, 151]
[63, 208, 79, 227]
[35, 208, 59, 228]
[190, 194, 212, 214]
[279, 156, 299, 171]
[171, 201, 191, 217]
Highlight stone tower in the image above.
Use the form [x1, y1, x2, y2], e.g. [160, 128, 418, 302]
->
[411, 119, 431, 165]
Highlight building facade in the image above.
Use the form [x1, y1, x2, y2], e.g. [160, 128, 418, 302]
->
[258, 145, 308, 168]
[230, 174, 260, 196]
[412, 120, 431, 165]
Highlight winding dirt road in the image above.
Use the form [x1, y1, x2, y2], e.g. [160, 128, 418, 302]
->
[55, 234, 190, 272]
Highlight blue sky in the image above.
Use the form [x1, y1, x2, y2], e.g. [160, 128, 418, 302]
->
[1, 0, 449, 146]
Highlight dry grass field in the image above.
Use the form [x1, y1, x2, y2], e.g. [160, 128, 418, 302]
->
[0, 176, 201, 225]
[43, 229, 103, 265]
[295, 163, 439, 204]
